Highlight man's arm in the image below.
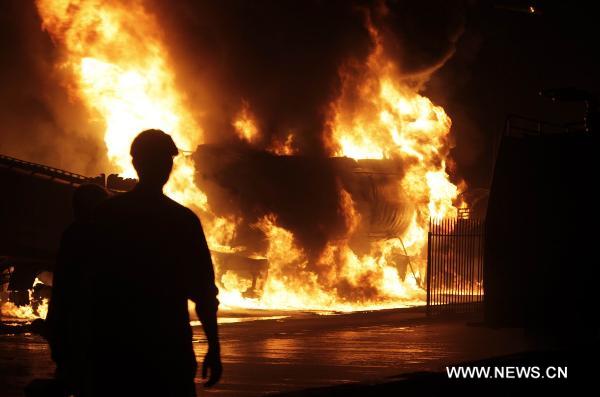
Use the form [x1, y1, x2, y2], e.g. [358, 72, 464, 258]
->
[196, 305, 220, 352]
[197, 304, 221, 388]
[185, 212, 222, 387]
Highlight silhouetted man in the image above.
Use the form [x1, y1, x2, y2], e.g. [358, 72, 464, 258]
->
[46, 183, 109, 396]
[86, 130, 221, 397]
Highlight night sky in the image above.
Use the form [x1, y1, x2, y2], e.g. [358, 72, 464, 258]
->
[427, 0, 600, 187]
[0, 0, 598, 189]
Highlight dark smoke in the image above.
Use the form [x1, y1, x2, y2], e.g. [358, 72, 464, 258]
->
[148, 0, 369, 155]
[371, 0, 467, 81]
[425, 2, 600, 188]
[148, 0, 466, 152]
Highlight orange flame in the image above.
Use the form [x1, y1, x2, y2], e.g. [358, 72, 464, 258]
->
[267, 133, 297, 156]
[36, 0, 207, 211]
[233, 101, 259, 144]
[322, 23, 463, 301]
[0, 278, 48, 320]
[329, 26, 459, 219]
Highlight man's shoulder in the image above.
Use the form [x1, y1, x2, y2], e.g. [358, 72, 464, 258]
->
[162, 195, 199, 222]
[94, 191, 134, 213]
[93, 191, 199, 225]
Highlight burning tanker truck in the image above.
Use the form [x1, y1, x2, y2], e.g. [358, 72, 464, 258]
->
[193, 144, 420, 300]
[1, 147, 421, 317]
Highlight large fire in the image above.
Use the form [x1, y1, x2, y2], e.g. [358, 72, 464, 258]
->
[27, 0, 463, 313]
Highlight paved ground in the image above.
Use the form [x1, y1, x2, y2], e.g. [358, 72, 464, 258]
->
[0, 307, 551, 396]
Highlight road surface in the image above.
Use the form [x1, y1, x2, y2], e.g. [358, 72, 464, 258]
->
[0, 308, 542, 396]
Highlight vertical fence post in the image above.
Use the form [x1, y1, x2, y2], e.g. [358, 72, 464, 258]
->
[426, 224, 432, 316]
[442, 218, 447, 309]
[426, 216, 485, 314]
[480, 220, 485, 300]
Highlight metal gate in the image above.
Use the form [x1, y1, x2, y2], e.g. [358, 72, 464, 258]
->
[426, 216, 485, 314]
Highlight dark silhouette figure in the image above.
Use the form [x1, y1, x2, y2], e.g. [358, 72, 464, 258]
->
[84, 130, 221, 397]
[45, 183, 109, 395]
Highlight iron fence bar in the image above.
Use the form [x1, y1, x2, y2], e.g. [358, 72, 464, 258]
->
[442, 218, 447, 309]
[467, 218, 473, 309]
[473, 219, 478, 308]
[446, 218, 451, 309]
[469, 219, 474, 308]
[432, 221, 436, 309]
[456, 217, 460, 311]
[460, 219, 464, 309]
[447, 218, 452, 309]
[451, 218, 456, 311]
[434, 221, 438, 308]
[466, 219, 471, 308]
[480, 221, 485, 299]
[475, 219, 480, 305]
[426, 224, 432, 315]
[461, 218, 466, 308]
[432, 220, 436, 310]
[435, 221, 440, 308]
[455, 217, 460, 311]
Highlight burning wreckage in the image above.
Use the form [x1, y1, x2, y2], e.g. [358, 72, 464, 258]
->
[1, 146, 432, 318]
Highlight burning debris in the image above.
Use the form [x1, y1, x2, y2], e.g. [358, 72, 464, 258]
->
[6, 0, 469, 312]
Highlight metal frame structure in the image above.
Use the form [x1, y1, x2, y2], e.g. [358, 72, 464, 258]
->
[426, 217, 485, 314]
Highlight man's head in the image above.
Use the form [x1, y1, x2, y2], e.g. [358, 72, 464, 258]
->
[130, 129, 179, 189]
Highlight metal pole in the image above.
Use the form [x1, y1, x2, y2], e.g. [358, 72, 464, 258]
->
[427, 220, 432, 316]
